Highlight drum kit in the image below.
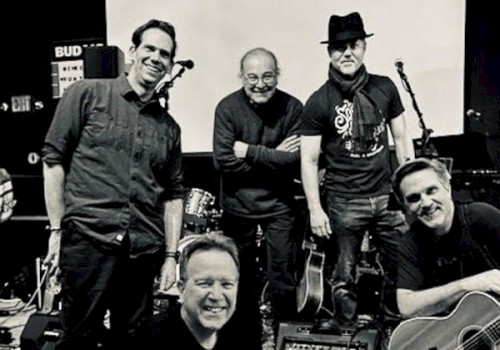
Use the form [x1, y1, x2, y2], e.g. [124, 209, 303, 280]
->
[182, 187, 221, 235]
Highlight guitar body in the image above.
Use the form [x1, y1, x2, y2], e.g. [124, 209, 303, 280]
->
[296, 245, 325, 316]
[389, 291, 500, 350]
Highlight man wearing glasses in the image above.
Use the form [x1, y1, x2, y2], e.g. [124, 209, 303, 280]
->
[213, 47, 303, 350]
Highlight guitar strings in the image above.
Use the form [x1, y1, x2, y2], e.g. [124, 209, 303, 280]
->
[449, 314, 500, 350]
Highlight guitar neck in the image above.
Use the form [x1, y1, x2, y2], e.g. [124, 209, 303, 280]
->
[41, 269, 60, 314]
[41, 292, 55, 314]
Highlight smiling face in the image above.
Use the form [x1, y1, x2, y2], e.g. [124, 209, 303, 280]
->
[399, 168, 454, 235]
[240, 50, 278, 105]
[179, 249, 238, 334]
[328, 39, 366, 77]
[128, 27, 174, 90]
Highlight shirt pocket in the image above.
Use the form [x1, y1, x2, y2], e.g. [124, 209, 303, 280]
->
[84, 112, 114, 147]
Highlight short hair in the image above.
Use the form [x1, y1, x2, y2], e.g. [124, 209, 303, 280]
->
[392, 157, 451, 204]
[239, 47, 280, 76]
[179, 233, 240, 282]
[131, 19, 177, 60]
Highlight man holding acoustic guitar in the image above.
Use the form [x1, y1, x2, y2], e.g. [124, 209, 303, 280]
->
[390, 157, 500, 349]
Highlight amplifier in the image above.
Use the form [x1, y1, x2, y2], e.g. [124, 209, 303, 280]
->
[276, 321, 380, 350]
[83, 46, 125, 79]
[20, 313, 62, 350]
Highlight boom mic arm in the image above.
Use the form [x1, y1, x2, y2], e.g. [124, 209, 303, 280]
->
[394, 58, 438, 158]
[157, 59, 195, 110]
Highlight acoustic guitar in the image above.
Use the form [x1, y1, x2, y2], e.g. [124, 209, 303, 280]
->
[388, 291, 500, 350]
[296, 167, 327, 316]
[296, 236, 325, 316]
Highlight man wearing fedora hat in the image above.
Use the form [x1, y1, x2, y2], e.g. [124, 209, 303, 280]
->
[300, 12, 414, 326]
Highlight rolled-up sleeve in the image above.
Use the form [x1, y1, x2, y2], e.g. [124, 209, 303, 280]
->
[42, 81, 90, 167]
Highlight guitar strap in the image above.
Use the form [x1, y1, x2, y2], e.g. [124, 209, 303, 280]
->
[432, 203, 499, 285]
[459, 203, 500, 270]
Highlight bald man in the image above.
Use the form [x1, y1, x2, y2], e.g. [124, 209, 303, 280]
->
[213, 47, 303, 350]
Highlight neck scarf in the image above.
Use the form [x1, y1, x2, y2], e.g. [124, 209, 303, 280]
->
[328, 64, 381, 153]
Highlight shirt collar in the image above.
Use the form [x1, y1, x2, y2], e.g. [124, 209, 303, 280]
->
[116, 73, 162, 109]
[116, 73, 135, 98]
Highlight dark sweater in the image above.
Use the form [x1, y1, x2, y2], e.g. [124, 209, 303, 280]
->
[213, 88, 303, 218]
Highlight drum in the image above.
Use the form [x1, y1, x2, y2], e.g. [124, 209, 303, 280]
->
[184, 188, 215, 218]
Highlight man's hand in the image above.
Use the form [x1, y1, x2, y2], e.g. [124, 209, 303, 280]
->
[43, 230, 62, 274]
[276, 135, 300, 152]
[233, 141, 249, 158]
[158, 257, 177, 292]
[309, 208, 332, 238]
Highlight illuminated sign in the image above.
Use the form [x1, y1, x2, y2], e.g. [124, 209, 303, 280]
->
[11, 95, 32, 113]
[50, 40, 105, 99]
[51, 61, 84, 99]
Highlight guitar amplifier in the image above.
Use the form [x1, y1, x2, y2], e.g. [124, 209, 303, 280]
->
[20, 313, 63, 350]
[275, 321, 380, 350]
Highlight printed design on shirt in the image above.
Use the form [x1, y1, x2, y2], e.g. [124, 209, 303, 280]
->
[334, 99, 385, 158]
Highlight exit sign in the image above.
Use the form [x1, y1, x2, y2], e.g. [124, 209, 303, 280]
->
[11, 95, 32, 113]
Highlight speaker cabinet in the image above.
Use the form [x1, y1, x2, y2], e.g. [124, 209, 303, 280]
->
[83, 46, 124, 79]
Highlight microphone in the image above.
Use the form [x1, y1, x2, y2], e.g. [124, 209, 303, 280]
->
[394, 58, 404, 74]
[466, 109, 481, 119]
[175, 60, 194, 69]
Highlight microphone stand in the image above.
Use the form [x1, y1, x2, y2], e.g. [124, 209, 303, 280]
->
[397, 68, 439, 158]
[157, 65, 188, 111]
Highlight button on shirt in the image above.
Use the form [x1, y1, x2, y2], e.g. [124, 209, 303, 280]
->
[42, 74, 184, 257]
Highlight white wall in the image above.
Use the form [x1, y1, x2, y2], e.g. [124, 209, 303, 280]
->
[106, 0, 466, 152]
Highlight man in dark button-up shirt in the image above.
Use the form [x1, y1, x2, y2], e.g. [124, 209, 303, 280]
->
[41, 19, 184, 350]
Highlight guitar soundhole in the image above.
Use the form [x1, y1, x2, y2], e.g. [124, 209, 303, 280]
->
[461, 328, 494, 350]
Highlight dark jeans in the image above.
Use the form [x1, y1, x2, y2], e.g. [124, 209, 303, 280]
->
[221, 210, 296, 350]
[56, 222, 157, 350]
[326, 193, 408, 323]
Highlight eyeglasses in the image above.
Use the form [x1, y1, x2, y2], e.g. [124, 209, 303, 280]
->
[243, 73, 277, 85]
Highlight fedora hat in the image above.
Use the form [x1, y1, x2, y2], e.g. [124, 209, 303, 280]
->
[320, 12, 373, 44]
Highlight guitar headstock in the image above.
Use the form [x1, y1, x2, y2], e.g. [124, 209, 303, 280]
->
[41, 264, 61, 314]
[302, 238, 322, 253]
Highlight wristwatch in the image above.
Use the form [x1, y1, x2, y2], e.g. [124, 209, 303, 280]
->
[45, 225, 62, 233]
[165, 251, 180, 262]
